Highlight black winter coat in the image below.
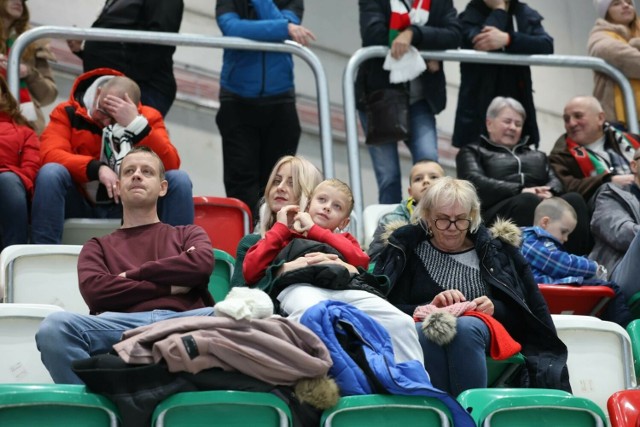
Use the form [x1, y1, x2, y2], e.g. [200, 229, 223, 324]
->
[373, 222, 571, 392]
[81, 0, 183, 101]
[452, 0, 553, 148]
[356, 0, 461, 113]
[456, 136, 563, 210]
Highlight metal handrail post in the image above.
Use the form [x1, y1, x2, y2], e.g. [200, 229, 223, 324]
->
[8, 25, 334, 177]
[344, 47, 638, 243]
[343, 46, 388, 243]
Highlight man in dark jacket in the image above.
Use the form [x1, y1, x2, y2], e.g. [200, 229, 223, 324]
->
[215, 0, 315, 218]
[549, 95, 640, 203]
[452, 0, 553, 148]
[67, 0, 184, 116]
[590, 148, 640, 301]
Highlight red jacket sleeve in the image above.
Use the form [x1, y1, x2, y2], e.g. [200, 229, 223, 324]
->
[306, 225, 370, 269]
[14, 125, 40, 195]
[243, 222, 294, 285]
[40, 102, 96, 184]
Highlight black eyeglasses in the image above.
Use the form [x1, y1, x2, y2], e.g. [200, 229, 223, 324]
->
[433, 218, 471, 231]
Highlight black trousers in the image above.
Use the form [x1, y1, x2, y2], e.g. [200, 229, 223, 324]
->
[216, 99, 301, 219]
[483, 191, 592, 255]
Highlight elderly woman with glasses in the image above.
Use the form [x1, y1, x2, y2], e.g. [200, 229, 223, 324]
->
[374, 177, 571, 396]
[456, 96, 591, 255]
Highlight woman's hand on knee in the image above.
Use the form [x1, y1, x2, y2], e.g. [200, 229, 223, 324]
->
[472, 296, 495, 316]
[432, 290, 466, 307]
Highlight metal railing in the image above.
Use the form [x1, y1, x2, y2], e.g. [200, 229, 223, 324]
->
[7, 25, 335, 178]
[344, 47, 639, 243]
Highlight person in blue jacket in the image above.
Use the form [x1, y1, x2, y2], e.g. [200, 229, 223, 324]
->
[215, 0, 315, 218]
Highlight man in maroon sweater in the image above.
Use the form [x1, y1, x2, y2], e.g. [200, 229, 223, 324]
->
[36, 146, 215, 384]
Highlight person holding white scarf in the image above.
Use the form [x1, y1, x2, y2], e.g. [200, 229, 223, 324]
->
[356, 0, 461, 204]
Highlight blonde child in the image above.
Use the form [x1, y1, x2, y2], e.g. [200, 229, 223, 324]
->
[521, 197, 605, 284]
[243, 178, 369, 285]
[520, 197, 632, 326]
[368, 160, 445, 261]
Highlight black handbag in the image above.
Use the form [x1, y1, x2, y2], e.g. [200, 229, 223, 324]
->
[364, 87, 410, 145]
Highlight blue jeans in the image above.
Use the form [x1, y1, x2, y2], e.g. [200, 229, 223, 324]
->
[31, 163, 194, 244]
[35, 307, 215, 384]
[0, 171, 29, 249]
[360, 100, 438, 203]
[417, 316, 490, 396]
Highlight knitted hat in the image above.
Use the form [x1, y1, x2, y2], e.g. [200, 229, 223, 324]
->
[594, 0, 614, 19]
[213, 287, 274, 320]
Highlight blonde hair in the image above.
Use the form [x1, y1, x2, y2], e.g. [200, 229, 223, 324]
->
[313, 178, 355, 214]
[534, 197, 577, 224]
[413, 177, 482, 233]
[257, 155, 323, 236]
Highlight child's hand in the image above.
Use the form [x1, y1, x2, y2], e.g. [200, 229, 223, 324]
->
[293, 212, 313, 234]
[276, 205, 300, 228]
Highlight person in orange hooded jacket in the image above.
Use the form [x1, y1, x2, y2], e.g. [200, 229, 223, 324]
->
[31, 68, 193, 244]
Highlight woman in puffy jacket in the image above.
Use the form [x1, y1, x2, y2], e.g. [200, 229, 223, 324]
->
[589, 0, 640, 129]
[0, 74, 39, 250]
[456, 96, 591, 254]
[0, 0, 57, 134]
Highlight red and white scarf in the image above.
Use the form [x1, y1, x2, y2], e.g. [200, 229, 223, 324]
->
[389, 0, 431, 46]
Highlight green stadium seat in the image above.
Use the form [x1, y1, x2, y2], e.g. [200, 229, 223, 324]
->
[152, 390, 291, 427]
[209, 248, 235, 303]
[321, 394, 454, 427]
[457, 388, 606, 426]
[0, 384, 120, 427]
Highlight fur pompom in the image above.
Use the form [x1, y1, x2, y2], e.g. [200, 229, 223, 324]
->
[421, 311, 457, 346]
[294, 376, 340, 409]
[489, 218, 522, 247]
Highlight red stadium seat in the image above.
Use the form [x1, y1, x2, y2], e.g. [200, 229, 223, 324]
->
[608, 390, 640, 427]
[538, 284, 615, 316]
[193, 196, 253, 256]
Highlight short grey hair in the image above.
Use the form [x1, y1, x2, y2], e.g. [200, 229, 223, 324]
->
[486, 96, 527, 121]
[413, 177, 482, 233]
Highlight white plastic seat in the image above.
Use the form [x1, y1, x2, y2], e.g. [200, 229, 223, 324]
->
[61, 218, 121, 245]
[552, 314, 636, 414]
[362, 204, 399, 250]
[0, 303, 64, 383]
[1, 245, 87, 313]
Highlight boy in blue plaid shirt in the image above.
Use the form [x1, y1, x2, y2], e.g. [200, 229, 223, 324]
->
[521, 197, 606, 284]
[521, 197, 632, 325]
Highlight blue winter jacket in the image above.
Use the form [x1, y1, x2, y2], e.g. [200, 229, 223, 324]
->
[300, 300, 475, 427]
[216, 0, 302, 98]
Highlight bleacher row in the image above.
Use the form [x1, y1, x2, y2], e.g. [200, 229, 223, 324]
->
[2, 197, 640, 426]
